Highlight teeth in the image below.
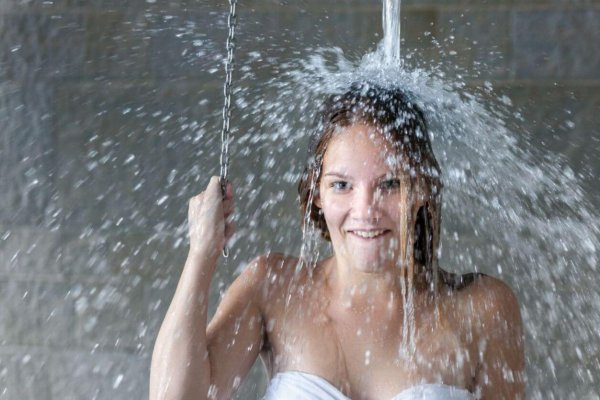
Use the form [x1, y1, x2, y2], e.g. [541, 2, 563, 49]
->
[352, 230, 386, 238]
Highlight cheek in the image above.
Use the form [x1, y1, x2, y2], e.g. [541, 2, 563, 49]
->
[381, 198, 404, 224]
[321, 198, 347, 228]
[385, 199, 402, 215]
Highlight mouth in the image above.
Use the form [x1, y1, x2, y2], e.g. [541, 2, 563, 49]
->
[347, 229, 390, 240]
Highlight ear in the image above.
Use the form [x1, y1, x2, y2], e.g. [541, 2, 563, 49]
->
[314, 190, 322, 209]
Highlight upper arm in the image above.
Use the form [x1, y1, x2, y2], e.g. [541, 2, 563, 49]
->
[475, 277, 526, 400]
[205, 256, 268, 399]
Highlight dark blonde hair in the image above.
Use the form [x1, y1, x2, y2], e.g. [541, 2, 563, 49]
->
[297, 82, 443, 268]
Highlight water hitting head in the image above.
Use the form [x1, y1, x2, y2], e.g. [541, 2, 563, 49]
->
[298, 82, 443, 277]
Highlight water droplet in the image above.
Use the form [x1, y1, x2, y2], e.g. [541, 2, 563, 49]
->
[157, 195, 169, 206]
[113, 374, 124, 389]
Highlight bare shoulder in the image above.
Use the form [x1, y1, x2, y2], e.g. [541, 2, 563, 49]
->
[465, 278, 526, 397]
[456, 274, 523, 337]
[242, 252, 300, 278]
[235, 252, 296, 281]
[238, 252, 303, 301]
[471, 275, 520, 319]
[208, 253, 299, 327]
[213, 253, 288, 308]
[445, 274, 525, 397]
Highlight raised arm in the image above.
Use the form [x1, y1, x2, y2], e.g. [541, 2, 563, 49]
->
[150, 177, 265, 400]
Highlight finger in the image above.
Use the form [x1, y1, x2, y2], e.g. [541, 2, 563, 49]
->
[224, 210, 235, 224]
[192, 191, 205, 201]
[188, 194, 202, 214]
[224, 221, 236, 241]
[223, 198, 234, 215]
[206, 176, 223, 202]
[224, 181, 234, 200]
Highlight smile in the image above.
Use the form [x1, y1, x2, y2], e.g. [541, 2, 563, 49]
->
[348, 229, 389, 239]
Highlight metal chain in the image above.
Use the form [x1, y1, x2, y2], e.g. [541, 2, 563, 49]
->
[220, 0, 237, 191]
[219, 0, 238, 258]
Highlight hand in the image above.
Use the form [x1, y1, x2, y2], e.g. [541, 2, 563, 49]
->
[187, 176, 235, 257]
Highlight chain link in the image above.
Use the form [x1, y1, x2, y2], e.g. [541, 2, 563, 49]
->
[219, 0, 238, 258]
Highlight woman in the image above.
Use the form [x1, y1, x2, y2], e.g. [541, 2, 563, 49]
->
[150, 83, 525, 400]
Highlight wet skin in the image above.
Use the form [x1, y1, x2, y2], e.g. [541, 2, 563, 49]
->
[150, 125, 525, 400]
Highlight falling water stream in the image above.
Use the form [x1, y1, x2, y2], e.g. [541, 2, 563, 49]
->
[382, 0, 402, 63]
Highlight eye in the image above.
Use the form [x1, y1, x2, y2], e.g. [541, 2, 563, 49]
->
[330, 181, 350, 191]
[379, 178, 401, 191]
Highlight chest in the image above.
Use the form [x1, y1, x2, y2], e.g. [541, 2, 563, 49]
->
[262, 294, 479, 398]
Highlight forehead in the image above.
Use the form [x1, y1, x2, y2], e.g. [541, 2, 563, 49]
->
[321, 123, 401, 173]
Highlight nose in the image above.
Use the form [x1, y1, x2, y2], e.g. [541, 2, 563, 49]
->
[352, 186, 380, 222]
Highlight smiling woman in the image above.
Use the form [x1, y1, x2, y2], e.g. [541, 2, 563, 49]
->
[299, 83, 443, 284]
[316, 122, 424, 274]
[150, 83, 525, 400]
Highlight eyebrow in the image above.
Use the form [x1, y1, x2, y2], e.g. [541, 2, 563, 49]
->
[322, 172, 398, 180]
[322, 172, 350, 179]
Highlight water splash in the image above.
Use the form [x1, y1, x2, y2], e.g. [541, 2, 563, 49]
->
[233, 41, 599, 397]
[4, 2, 597, 399]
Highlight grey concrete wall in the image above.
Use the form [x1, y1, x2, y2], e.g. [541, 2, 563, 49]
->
[0, 0, 598, 399]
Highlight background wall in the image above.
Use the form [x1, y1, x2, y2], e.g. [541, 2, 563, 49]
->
[0, 0, 598, 399]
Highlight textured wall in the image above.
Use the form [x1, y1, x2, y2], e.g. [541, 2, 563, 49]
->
[0, 0, 598, 399]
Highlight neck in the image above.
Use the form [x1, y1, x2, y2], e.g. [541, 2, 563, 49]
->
[324, 255, 432, 311]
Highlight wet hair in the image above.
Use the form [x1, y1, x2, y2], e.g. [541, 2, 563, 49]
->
[298, 82, 443, 270]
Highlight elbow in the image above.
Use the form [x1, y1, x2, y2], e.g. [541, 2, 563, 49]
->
[149, 350, 212, 400]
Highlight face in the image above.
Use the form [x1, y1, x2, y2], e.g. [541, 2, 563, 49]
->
[316, 123, 408, 272]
